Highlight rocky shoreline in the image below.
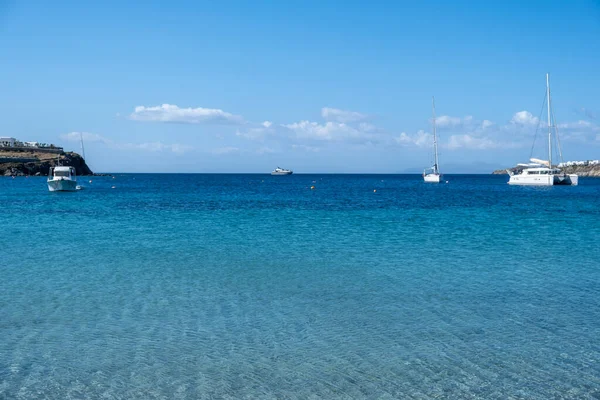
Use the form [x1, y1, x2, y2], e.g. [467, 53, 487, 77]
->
[492, 165, 600, 177]
[0, 149, 94, 176]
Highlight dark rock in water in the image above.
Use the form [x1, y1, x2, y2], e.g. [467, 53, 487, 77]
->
[0, 150, 93, 176]
[3, 167, 25, 176]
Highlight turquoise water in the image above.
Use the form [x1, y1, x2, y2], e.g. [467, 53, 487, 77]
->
[1, 174, 599, 399]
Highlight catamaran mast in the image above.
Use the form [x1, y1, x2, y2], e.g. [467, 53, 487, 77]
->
[432, 96, 439, 174]
[80, 132, 86, 161]
[547, 73, 552, 168]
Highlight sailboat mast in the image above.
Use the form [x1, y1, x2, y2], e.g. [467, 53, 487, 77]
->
[80, 132, 86, 161]
[546, 73, 552, 168]
[432, 96, 439, 174]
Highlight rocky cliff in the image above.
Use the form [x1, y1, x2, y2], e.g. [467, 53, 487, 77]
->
[493, 164, 600, 177]
[0, 149, 93, 176]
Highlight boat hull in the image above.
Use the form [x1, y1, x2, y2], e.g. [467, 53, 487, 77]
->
[554, 174, 578, 186]
[271, 171, 293, 175]
[48, 179, 78, 192]
[508, 173, 578, 186]
[423, 173, 441, 183]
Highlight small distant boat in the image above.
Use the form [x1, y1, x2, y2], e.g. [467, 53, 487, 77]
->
[423, 96, 441, 183]
[508, 74, 578, 186]
[48, 166, 78, 192]
[271, 167, 293, 175]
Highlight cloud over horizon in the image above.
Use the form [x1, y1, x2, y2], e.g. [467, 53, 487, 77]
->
[436, 115, 474, 127]
[115, 103, 600, 161]
[394, 130, 432, 147]
[283, 120, 377, 142]
[60, 132, 192, 153]
[321, 107, 369, 123]
[510, 110, 539, 126]
[129, 104, 245, 125]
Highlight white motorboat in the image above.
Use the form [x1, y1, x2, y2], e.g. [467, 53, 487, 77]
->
[271, 167, 293, 175]
[423, 96, 441, 183]
[508, 74, 578, 186]
[48, 166, 78, 192]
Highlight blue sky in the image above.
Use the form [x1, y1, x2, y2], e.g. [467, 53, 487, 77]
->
[1, 0, 599, 173]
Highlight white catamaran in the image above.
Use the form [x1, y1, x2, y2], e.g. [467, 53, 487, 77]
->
[423, 96, 441, 183]
[508, 74, 578, 186]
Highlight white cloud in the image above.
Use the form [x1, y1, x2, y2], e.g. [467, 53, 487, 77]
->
[446, 134, 500, 150]
[358, 122, 377, 132]
[229, 107, 379, 145]
[436, 115, 463, 127]
[321, 107, 368, 123]
[283, 120, 373, 142]
[61, 132, 108, 143]
[433, 115, 476, 128]
[211, 146, 240, 155]
[237, 128, 270, 141]
[292, 144, 321, 152]
[170, 143, 194, 153]
[60, 132, 192, 153]
[554, 120, 600, 143]
[236, 120, 277, 141]
[394, 132, 412, 145]
[130, 104, 244, 125]
[121, 142, 193, 153]
[557, 120, 595, 129]
[256, 146, 277, 154]
[578, 107, 596, 120]
[511, 111, 539, 125]
[482, 120, 494, 129]
[394, 130, 432, 147]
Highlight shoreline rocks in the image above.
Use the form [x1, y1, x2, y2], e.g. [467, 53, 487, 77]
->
[0, 150, 94, 176]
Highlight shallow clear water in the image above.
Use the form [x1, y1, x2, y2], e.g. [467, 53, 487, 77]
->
[1, 174, 599, 399]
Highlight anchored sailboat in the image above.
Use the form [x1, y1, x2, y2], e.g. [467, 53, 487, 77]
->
[508, 74, 578, 186]
[423, 96, 441, 183]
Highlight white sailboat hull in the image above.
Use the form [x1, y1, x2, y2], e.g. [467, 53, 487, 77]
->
[423, 173, 441, 183]
[555, 174, 578, 186]
[48, 178, 78, 192]
[567, 174, 578, 185]
[508, 173, 578, 186]
[423, 97, 442, 184]
[508, 174, 553, 186]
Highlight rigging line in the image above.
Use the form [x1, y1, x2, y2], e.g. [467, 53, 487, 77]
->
[551, 105, 564, 164]
[530, 90, 548, 160]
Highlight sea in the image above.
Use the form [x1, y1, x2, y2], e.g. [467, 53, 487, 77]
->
[1, 174, 599, 399]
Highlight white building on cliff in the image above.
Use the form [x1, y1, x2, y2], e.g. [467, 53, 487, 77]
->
[558, 160, 600, 167]
[0, 137, 16, 147]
